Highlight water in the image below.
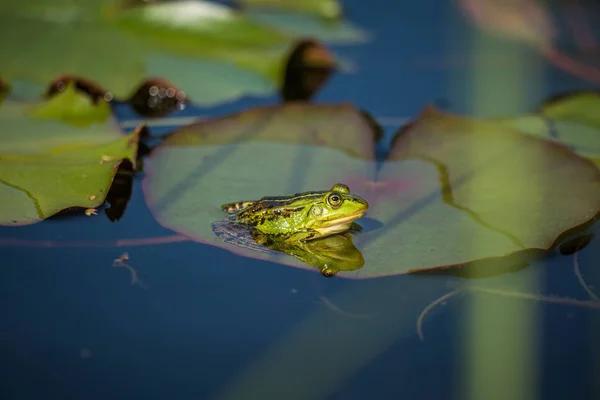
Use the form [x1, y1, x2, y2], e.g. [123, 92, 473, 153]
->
[1, 0, 600, 399]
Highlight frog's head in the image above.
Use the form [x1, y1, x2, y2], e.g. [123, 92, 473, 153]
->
[303, 183, 369, 238]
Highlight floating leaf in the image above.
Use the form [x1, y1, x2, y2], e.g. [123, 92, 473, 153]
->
[280, 39, 337, 101]
[0, 11, 146, 99]
[114, 0, 289, 48]
[541, 91, 600, 128]
[0, 0, 366, 106]
[0, 86, 139, 226]
[142, 103, 376, 273]
[143, 104, 600, 278]
[364, 106, 600, 277]
[493, 91, 600, 164]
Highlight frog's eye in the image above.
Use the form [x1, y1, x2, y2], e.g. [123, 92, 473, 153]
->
[327, 192, 343, 208]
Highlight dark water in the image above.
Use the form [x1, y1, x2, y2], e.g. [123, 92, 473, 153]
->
[2, 1, 600, 399]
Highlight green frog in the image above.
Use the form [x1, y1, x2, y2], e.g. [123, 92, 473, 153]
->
[220, 183, 369, 243]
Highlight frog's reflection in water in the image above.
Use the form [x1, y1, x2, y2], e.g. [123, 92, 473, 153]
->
[255, 228, 364, 277]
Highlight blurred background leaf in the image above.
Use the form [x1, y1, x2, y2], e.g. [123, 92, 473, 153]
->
[0, 0, 369, 106]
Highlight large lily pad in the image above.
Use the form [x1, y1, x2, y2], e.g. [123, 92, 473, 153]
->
[0, 84, 139, 226]
[1, 0, 368, 106]
[368, 106, 600, 276]
[142, 104, 376, 270]
[142, 104, 600, 278]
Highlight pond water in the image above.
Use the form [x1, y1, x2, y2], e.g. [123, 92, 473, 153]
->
[1, 1, 600, 399]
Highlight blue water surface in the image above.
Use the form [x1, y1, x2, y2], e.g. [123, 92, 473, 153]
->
[1, 1, 600, 399]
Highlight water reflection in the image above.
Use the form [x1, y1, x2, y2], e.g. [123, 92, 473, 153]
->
[261, 230, 364, 277]
[211, 220, 365, 277]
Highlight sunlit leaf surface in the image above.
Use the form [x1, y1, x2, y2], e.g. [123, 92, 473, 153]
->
[0, 86, 139, 226]
[238, 0, 342, 20]
[0, 0, 368, 106]
[144, 104, 600, 278]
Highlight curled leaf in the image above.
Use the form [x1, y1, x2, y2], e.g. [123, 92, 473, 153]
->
[30, 81, 111, 127]
[280, 38, 337, 102]
[46, 75, 111, 104]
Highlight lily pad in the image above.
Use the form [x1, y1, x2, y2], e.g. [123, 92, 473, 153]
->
[1, 0, 366, 106]
[368, 106, 600, 276]
[142, 104, 600, 278]
[0, 84, 139, 226]
[142, 103, 376, 272]
[493, 91, 600, 165]
[541, 91, 600, 128]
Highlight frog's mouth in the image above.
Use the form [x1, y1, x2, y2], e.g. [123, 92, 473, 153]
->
[324, 211, 365, 226]
[313, 210, 366, 236]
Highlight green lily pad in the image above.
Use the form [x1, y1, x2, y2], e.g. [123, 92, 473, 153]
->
[143, 103, 600, 278]
[493, 91, 600, 165]
[1, 0, 366, 106]
[541, 92, 600, 128]
[142, 103, 376, 272]
[367, 106, 600, 277]
[0, 85, 139, 226]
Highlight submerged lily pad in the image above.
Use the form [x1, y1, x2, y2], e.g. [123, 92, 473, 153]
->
[143, 104, 600, 278]
[0, 85, 139, 226]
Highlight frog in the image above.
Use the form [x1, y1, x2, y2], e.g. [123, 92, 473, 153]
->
[219, 183, 369, 244]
